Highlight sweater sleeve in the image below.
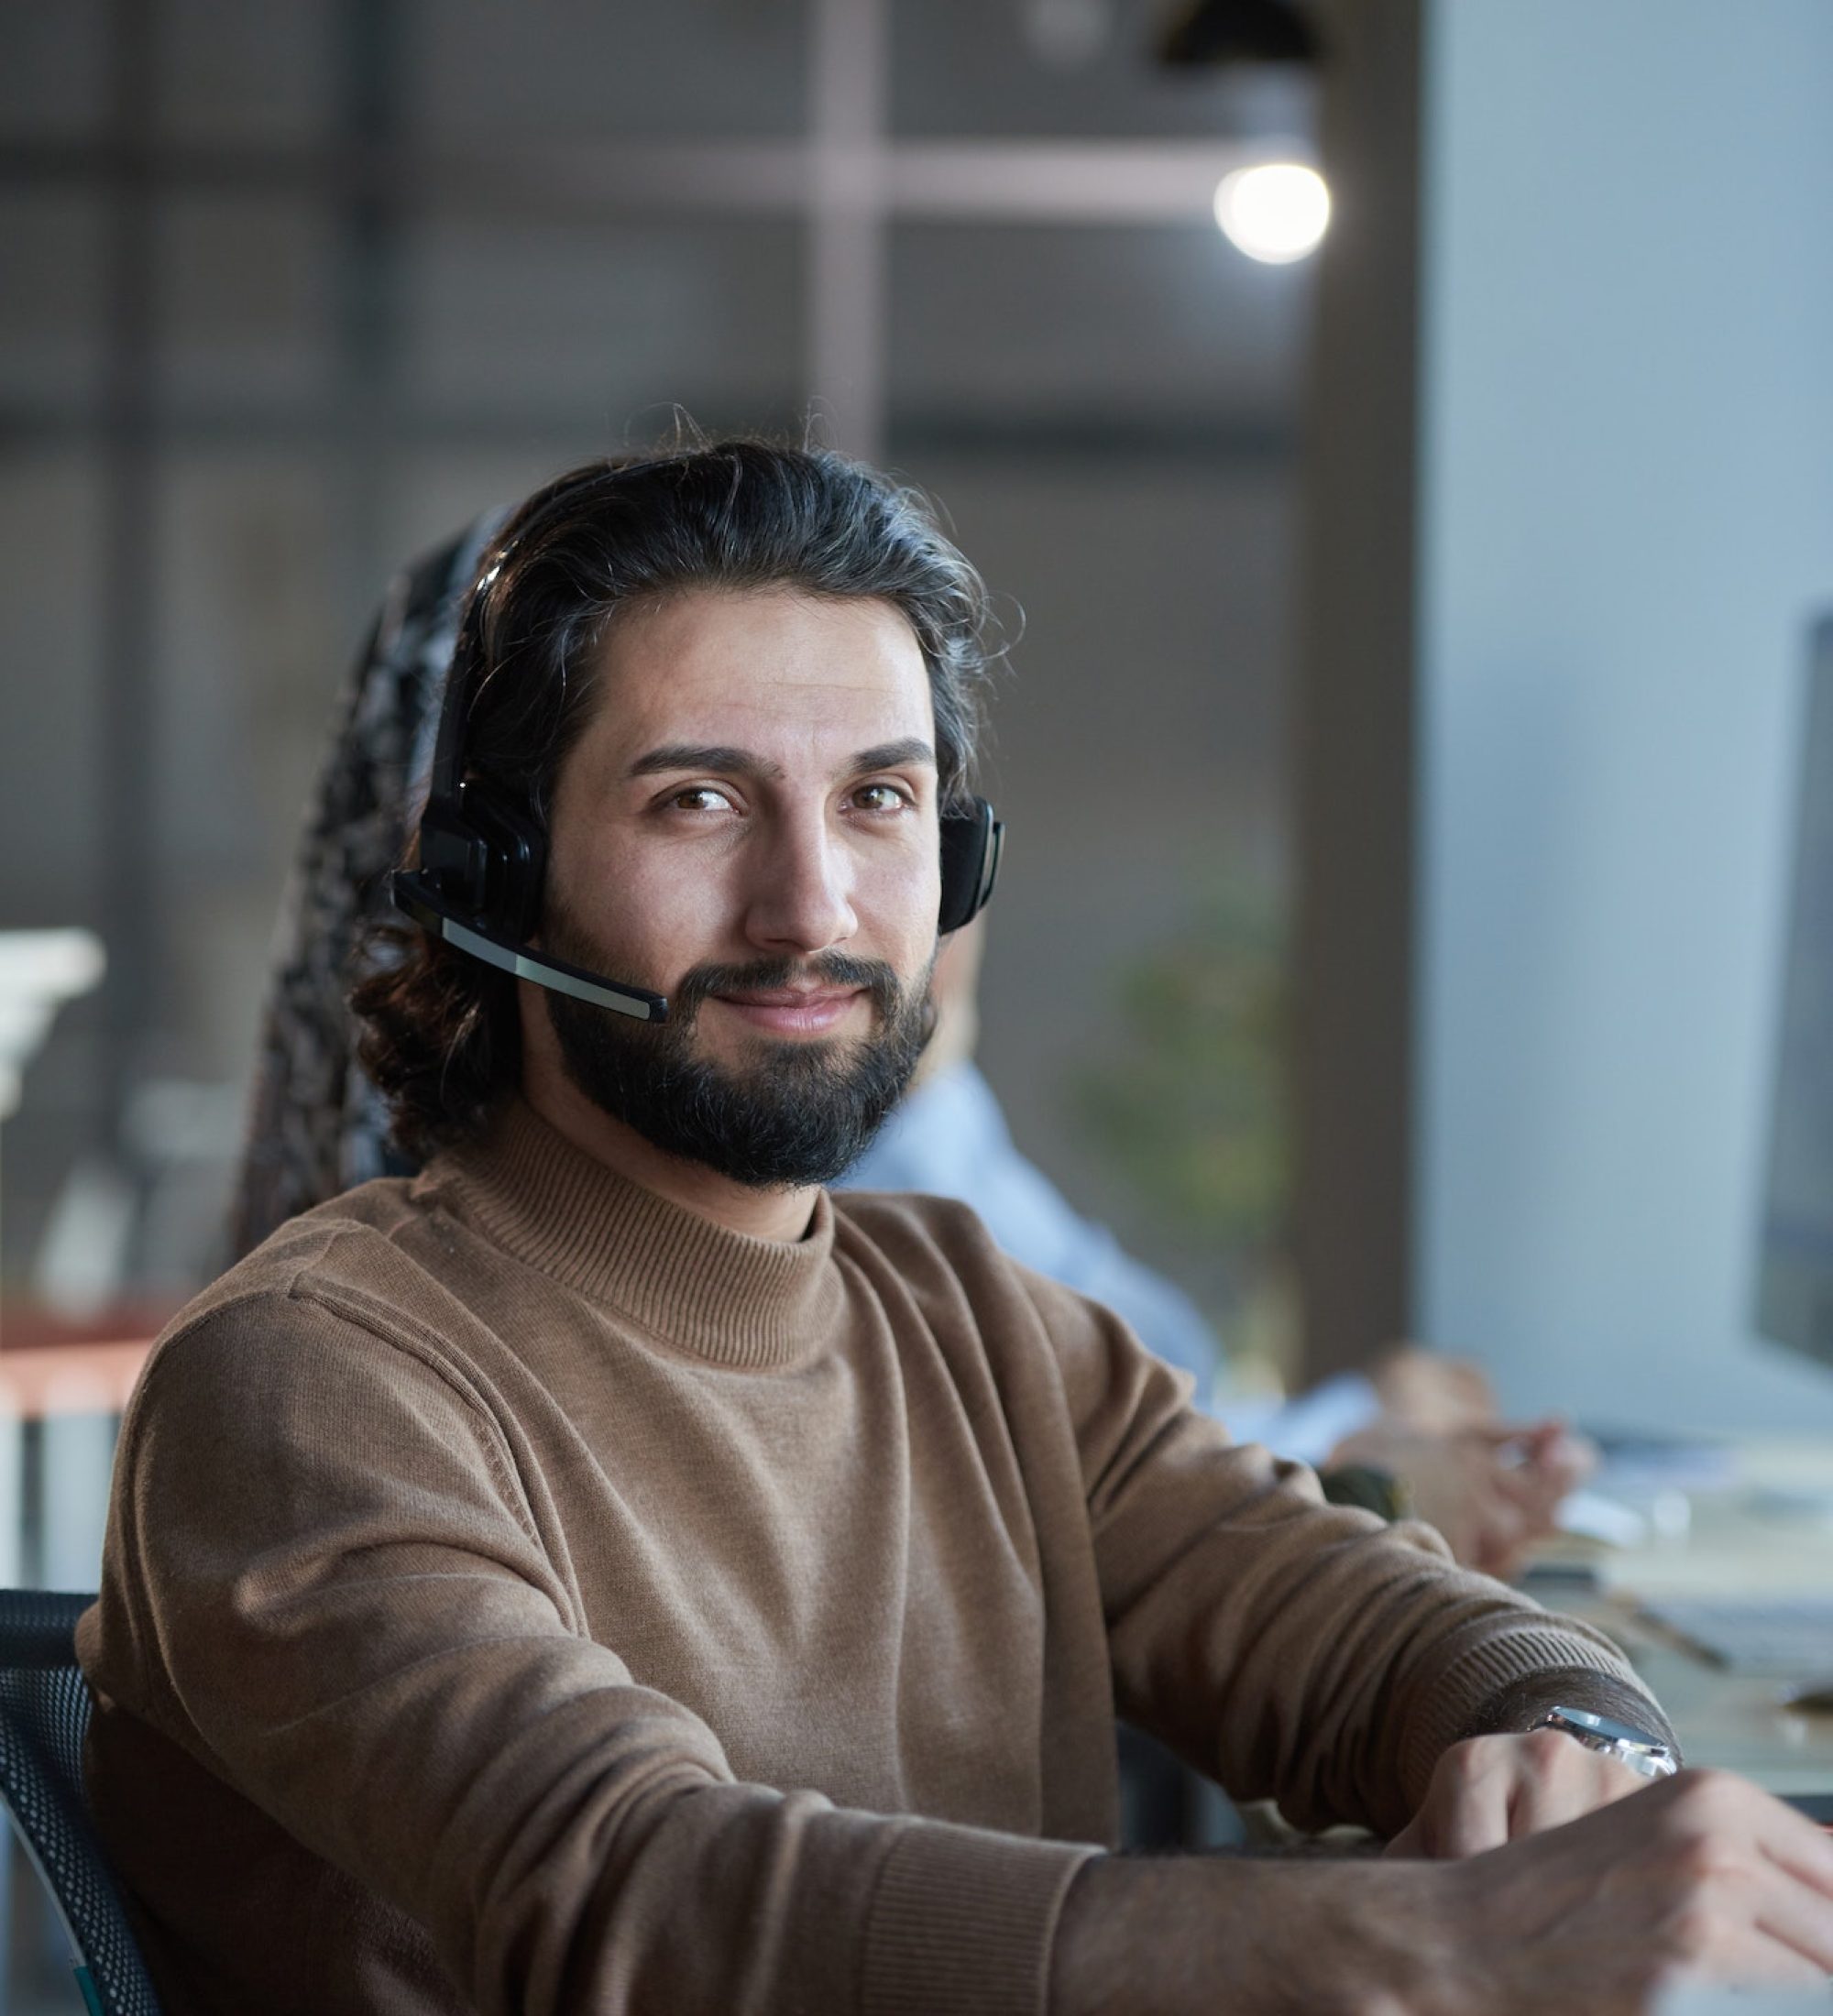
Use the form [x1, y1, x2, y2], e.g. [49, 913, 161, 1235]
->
[87, 1293, 1092, 2016]
[1018, 1266, 1663, 1837]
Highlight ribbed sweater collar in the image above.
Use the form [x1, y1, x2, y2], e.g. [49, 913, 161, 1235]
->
[434, 1100, 845, 1371]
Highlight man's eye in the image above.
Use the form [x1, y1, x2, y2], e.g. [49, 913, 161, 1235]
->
[669, 786, 731, 813]
[852, 783, 910, 813]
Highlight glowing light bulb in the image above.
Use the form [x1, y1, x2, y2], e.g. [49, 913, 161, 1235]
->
[1212, 162, 1330, 264]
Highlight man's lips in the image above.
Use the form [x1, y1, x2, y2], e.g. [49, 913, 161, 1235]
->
[709, 986, 867, 1035]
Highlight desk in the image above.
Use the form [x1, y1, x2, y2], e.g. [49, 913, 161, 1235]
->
[1539, 1436, 1833, 1793]
[0, 1336, 153, 1591]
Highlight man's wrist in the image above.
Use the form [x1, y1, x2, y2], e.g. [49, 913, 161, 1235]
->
[1048, 1852, 1458, 2016]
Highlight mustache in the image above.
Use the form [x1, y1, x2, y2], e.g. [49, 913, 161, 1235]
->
[672, 952, 905, 1024]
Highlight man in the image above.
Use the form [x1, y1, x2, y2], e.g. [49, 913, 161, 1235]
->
[82, 442, 1833, 2013]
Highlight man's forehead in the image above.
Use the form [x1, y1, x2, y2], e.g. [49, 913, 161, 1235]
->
[591, 586, 935, 755]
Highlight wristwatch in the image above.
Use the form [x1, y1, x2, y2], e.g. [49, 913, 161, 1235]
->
[1529, 1704, 1678, 1780]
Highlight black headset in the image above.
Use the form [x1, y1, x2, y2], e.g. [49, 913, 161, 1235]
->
[392, 470, 1004, 1025]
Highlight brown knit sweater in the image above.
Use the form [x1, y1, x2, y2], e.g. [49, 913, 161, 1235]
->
[80, 1101, 1652, 2016]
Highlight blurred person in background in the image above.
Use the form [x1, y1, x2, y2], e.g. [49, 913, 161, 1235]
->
[843, 915, 1589, 1579]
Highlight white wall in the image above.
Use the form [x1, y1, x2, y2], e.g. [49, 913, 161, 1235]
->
[1419, 0, 1833, 1429]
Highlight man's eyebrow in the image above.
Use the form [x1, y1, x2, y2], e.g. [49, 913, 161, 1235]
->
[625, 738, 937, 783]
[846, 739, 937, 778]
[626, 744, 785, 781]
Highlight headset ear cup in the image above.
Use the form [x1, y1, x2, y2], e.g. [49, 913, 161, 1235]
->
[938, 799, 1004, 932]
[456, 779, 548, 939]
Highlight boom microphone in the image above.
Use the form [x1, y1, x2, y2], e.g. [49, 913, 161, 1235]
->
[392, 873, 669, 1023]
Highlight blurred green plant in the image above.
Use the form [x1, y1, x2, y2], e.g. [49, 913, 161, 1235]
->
[1073, 876, 1290, 1271]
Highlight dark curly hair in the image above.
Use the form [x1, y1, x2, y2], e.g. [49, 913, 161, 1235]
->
[353, 436, 997, 1160]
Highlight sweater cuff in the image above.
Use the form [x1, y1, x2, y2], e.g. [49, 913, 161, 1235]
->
[861, 1821, 1097, 2016]
[1397, 1621, 1659, 1809]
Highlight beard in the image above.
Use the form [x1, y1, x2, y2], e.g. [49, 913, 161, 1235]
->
[540, 913, 935, 1189]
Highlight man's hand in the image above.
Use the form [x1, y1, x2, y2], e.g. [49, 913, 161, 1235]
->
[1051, 1768, 1833, 2012]
[1386, 1727, 1653, 1857]
[1432, 1768, 1833, 2000]
[1330, 1418, 1591, 1577]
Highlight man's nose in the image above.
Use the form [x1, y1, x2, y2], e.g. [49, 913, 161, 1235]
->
[742, 811, 858, 955]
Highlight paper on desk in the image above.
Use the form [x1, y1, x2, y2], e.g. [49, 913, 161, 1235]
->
[1660, 1992, 1833, 2015]
[1557, 1486, 1651, 1549]
[1585, 1428, 1740, 1496]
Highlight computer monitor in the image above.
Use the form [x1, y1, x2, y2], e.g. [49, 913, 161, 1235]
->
[1756, 612, 1833, 1365]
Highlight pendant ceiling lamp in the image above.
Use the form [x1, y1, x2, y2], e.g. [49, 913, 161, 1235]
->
[1157, 0, 1322, 68]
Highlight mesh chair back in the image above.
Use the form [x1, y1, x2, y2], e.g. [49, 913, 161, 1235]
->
[0, 1590, 163, 2016]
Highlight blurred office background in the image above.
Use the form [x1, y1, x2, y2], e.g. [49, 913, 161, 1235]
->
[5, 0, 1833, 1474]
[0, 0, 1318, 1373]
[4, 0, 1833, 2000]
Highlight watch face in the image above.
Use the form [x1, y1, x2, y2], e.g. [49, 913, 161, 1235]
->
[1553, 1706, 1657, 1748]
[1539, 1704, 1676, 1776]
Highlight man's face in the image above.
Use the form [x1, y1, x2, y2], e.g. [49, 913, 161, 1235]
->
[535, 585, 944, 1187]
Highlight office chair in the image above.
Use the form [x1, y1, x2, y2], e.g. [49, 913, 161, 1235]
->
[0, 1589, 163, 2016]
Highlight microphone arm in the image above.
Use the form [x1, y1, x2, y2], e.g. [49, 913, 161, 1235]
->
[391, 874, 670, 1024]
